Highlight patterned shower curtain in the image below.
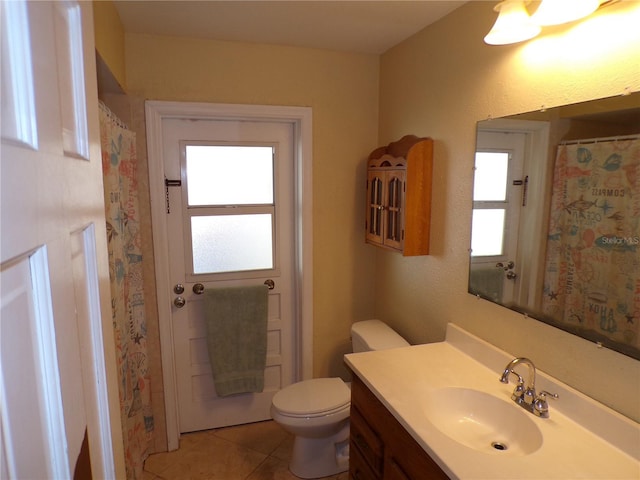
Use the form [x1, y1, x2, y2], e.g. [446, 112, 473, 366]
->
[542, 137, 640, 354]
[99, 103, 153, 479]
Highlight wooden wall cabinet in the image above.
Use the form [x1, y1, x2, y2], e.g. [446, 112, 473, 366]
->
[365, 135, 434, 256]
[350, 375, 449, 480]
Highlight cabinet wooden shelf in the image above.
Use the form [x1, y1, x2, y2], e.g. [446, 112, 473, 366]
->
[365, 135, 433, 256]
[350, 375, 449, 479]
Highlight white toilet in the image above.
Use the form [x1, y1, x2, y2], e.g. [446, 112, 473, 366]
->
[270, 319, 409, 479]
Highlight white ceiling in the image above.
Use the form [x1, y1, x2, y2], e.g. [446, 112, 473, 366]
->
[114, 1, 467, 55]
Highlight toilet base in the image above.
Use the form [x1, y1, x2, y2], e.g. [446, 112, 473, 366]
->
[289, 422, 350, 479]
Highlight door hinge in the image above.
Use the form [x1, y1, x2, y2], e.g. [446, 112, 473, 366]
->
[164, 177, 181, 213]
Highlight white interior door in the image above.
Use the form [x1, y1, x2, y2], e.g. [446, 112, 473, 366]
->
[1, 1, 120, 478]
[162, 118, 296, 433]
[471, 131, 526, 303]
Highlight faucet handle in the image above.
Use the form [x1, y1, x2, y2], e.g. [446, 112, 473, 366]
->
[533, 390, 559, 418]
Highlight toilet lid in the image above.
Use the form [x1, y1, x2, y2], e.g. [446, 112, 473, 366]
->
[272, 378, 350, 416]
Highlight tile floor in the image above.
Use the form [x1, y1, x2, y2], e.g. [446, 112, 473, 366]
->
[143, 420, 349, 480]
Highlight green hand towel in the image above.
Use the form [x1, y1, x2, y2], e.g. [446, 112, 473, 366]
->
[204, 285, 268, 397]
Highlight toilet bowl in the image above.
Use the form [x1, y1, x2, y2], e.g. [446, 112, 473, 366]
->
[271, 320, 409, 478]
[271, 378, 351, 478]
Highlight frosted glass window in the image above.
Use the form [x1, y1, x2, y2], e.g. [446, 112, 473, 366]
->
[471, 209, 505, 256]
[474, 152, 509, 201]
[191, 214, 273, 274]
[186, 145, 274, 206]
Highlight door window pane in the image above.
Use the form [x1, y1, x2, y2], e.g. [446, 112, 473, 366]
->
[186, 145, 273, 206]
[474, 152, 509, 201]
[471, 209, 505, 256]
[191, 214, 273, 274]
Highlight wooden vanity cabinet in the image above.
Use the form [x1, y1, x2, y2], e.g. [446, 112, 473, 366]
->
[365, 135, 433, 256]
[350, 376, 449, 480]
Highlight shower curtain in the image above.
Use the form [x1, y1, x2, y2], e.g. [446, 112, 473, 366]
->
[99, 103, 153, 479]
[542, 137, 640, 353]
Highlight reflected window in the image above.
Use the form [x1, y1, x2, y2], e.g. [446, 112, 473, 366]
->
[471, 209, 505, 256]
[474, 152, 508, 201]
[471, 151, 510, 257]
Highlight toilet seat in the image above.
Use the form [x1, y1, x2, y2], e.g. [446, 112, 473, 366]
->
[272, 378, 350, 418]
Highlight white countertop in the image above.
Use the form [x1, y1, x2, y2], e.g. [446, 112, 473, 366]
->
[344, 323, 640, 480]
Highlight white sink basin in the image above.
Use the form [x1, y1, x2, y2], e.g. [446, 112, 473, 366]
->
[424, 387, 543, 456]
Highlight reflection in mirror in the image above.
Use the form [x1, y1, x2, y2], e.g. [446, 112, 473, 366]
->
[469, 93, 640, 360]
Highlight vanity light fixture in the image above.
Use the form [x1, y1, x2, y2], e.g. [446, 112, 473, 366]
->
[484, 1, 541, 45]
[485, 0, 609, 45]
[530, 0, 600, 26]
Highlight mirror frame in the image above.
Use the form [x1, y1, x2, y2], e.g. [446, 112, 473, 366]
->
[469, 92, 640, 360]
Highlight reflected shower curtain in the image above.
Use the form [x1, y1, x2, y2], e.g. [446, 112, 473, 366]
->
[99, 103, 153, 479]
[542, 137, 640, 353]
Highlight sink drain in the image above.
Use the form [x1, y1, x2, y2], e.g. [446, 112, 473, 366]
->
[491, 442, 508, 451]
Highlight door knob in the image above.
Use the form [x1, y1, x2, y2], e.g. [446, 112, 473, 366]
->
[174, 296, 186, 308]
[193, 283, 205, 295]
[496, 261, 515, 271]
[506, 271, 517, 280]
[174, 283, 185, 294]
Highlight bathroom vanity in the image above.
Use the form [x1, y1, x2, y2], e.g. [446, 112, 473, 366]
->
[350, 375, 448, 479]
[345, 324, 639, 479]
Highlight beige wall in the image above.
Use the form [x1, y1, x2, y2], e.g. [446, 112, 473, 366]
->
[376, 1, 640, 422]
[93, 0, 126, 89]
[124, 33, 380, 379]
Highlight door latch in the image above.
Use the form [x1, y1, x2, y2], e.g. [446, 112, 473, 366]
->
[164, 177, 182, 213]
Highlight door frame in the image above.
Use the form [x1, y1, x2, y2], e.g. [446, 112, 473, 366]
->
[476, 118, 550, 309]
[145, 101, 313, 450]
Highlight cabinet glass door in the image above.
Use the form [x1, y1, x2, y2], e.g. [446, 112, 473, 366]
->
[367, 172, 384, 243]
[385, 173, 404, 250]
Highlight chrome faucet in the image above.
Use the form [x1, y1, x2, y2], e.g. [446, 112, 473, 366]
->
[499, 357, 558, 418]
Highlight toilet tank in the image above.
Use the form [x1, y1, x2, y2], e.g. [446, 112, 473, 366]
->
[351, 319, 409, 353]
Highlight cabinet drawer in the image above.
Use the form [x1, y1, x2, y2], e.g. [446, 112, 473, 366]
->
[349, 439, 381, 480]
[350, 406, 383, 474]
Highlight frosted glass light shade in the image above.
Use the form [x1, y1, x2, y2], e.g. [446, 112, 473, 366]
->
[531, 0, 600, 26]
[484, 0, 541, 45]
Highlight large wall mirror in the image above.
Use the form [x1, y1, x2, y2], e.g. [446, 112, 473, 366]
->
[469, 92, 640, 360]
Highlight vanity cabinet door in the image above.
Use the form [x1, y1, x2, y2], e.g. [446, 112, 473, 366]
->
[350, 376, 450, 480]
[385, 459, 411, 480]
[382, 426, 449, 480]
[351, 405, 384, 476]
[350, 443, 381, 480]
